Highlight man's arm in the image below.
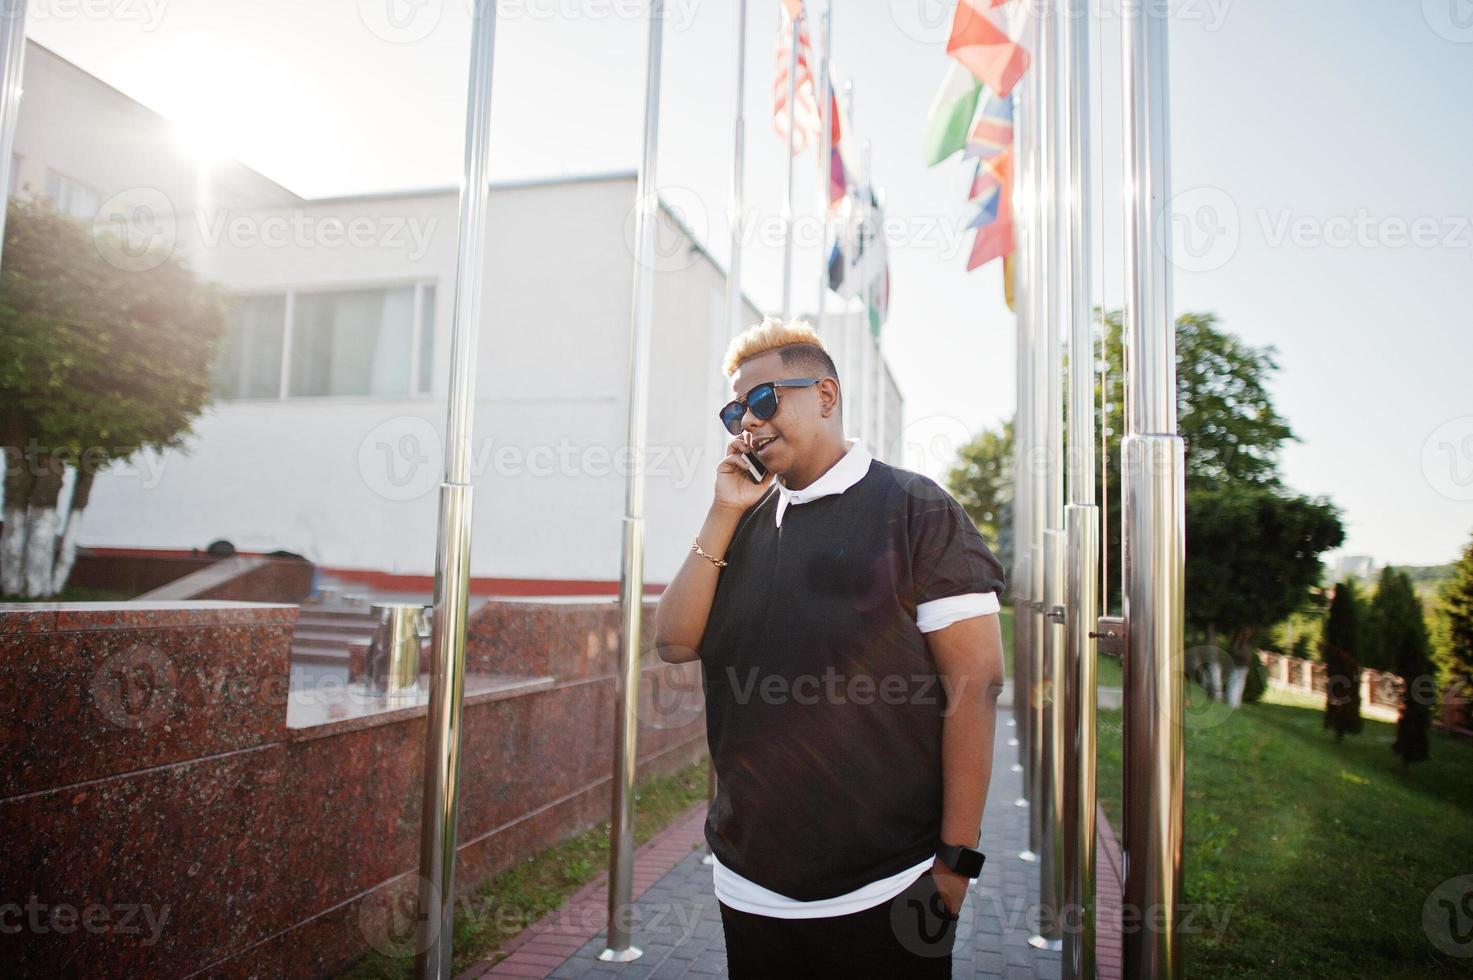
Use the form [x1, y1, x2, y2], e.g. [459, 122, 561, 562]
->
[926, 611, 1007, 913]
[652, 503, 743, 664]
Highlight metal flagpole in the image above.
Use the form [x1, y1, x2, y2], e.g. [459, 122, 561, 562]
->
[0, 0, 28, 252]
[601, 0, 666, 963]
[1020, 0, 1044, 855]
[780, 4, 800, 319]
[1029, 0, 1065, 952]
[1025, 0, 1049, 851]
[703, 0, 748, 869]
[1010, 49, 1033, 804]
[1060, 0, 1100, 971]
[415, 3, 499, 976]
[726, 0, 749, 343]
[1120, 0, 1186, 971]
[815, 1, 832, 335]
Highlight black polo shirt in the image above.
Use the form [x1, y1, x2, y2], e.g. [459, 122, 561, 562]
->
[699, 454, 1006, 901]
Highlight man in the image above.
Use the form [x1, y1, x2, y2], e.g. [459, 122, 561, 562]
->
[655, 316, 1007, 978]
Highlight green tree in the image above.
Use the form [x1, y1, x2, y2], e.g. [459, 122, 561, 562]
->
[1435, 532, 1473, 728]
[1185, 485, 1343, 670]
[1097, 309, 1306, 612]
[945, 417, 1013, 574]
[1321, 580, 1364, 739]
[0, 198, 226, 598]
[1364, 567, 1435, 763]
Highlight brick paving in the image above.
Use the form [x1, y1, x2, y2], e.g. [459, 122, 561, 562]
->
[460, 707, 1124, 979]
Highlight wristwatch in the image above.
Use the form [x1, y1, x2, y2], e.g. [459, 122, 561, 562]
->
[936, 841, 986, 879]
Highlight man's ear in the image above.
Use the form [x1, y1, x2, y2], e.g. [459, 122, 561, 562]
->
[818, 377, 841, 418]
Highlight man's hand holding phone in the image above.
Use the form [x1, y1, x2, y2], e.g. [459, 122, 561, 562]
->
[714, 433, 774, 514]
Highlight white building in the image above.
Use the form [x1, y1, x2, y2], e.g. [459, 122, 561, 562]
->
[7, 42, 903, 594]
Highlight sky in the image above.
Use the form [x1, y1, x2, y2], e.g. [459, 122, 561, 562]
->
[25, 0, 1473, 567]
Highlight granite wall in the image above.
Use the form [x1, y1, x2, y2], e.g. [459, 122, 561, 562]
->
[0, 598, 707, 978]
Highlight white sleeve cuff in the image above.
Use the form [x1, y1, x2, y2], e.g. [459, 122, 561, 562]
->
[915, 592, 1000, 633]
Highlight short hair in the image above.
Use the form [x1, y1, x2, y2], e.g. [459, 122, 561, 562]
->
[722, 315, 840, 383]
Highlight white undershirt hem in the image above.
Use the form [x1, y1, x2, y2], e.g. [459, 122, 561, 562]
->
[711, 851, 936, 919]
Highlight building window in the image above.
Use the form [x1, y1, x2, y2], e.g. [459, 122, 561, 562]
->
[215, 295, 287, 400]
[213, 283, 436, 401]
[44, 169, 101, 221]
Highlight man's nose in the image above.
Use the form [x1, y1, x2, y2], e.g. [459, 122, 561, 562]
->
[741, 407, 762, 432]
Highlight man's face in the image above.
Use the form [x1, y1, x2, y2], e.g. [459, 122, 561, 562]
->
[727, 350, 832, 477]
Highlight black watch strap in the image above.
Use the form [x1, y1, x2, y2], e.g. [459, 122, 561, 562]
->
[937, 842, 986, 879]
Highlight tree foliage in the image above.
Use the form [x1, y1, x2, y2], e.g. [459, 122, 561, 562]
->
[945, 417, 1013, 575]
[1185, 484, 1343, 666]
[1364, 567, 1434, 763]
[1321, 580, 1364, 739]
[1096, 310, 1314, 613]
[0, 198, 226, 596]
[1435, 531, 1473, 728]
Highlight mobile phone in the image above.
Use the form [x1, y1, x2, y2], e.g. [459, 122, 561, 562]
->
[740, 450, 768, 484]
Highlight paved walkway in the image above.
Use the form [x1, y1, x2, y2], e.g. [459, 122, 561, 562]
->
[461, 707, 1117, 979]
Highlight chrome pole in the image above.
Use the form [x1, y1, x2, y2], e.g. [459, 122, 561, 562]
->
[1028, 0, 1064, 951]
[780, 4, 800, 319]
[601, 0, 665, 962]
[0, 0, 28, 252]
[704, 0, 747, 868]
[415, 3, 498, 976]
[816, 1, 832, 333]
[1010, 59, 1034, 801]
[1121, 0, 1185, 972]
[1061, 0, 1099, 972]
[1024, 0, 1048, 868]
[725, 0, 748, 346]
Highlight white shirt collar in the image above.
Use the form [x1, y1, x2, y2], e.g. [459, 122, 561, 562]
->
[772, 437, 873, 527]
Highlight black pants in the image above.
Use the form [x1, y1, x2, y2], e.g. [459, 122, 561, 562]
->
[718, 869, 959, 979]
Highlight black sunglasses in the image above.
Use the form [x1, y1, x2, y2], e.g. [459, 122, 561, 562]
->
[719, 378, 820, 435]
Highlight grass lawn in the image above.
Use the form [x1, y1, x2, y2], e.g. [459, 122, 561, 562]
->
[1096, 685, 1473, 978]
[338, 758, 710, 979]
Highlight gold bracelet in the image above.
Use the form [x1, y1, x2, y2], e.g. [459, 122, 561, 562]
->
[692, 536, 729, 567]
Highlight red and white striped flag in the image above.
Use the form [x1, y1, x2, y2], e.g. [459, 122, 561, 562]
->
[773, 2, 841, 156]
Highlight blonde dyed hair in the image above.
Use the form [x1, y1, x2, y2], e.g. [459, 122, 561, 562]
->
[722, 315, 827, 378]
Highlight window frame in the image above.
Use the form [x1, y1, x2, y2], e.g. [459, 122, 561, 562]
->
[216, 279, 438, 402]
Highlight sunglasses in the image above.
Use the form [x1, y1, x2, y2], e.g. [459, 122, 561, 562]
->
[719, 378, 820, 435]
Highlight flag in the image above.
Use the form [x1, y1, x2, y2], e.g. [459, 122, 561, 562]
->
[827, 185, 886, 301]
[867, 266, 891, 337]
[922, 62, 983, 166]
[829, 144, 848, 208]
[1003, 251, 1016, 311]
[947, 0, 1030, 98]
[773, 3, 842, 157]
[964, 91, 1013, 161]
[967, 149, 1013, 270]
